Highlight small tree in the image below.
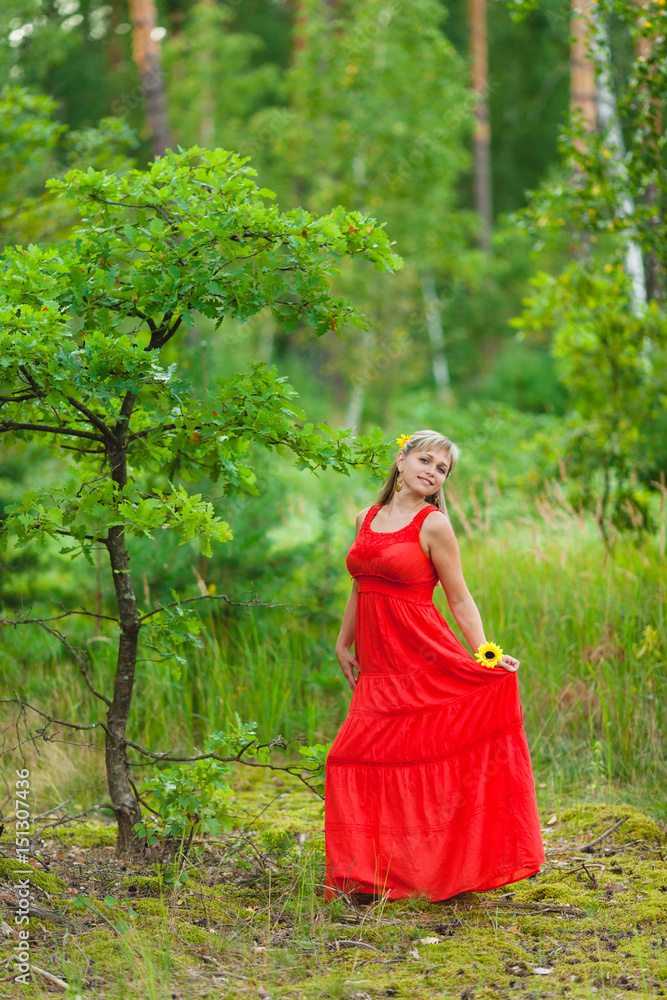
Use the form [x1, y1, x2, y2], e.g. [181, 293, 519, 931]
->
[0, 145, 401, 854]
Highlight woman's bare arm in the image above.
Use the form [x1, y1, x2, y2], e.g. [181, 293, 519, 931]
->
[334, 507, 369, 692]
[423, 512, 520, 672]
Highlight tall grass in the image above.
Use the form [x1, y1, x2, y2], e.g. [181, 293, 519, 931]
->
[2, 512, 665, 815]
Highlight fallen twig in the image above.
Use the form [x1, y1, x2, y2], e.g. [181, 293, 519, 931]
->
[335, 939, 378, 951]
[26, 964, 71, 991]
[479, 899, 585, 917]
[579, 816, 629, 852]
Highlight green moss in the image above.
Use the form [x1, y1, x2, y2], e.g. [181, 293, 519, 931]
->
[510, 875, 593, 906]
[0, 858, 67, 893]
[132, 898, 167, 916]
[557, 803, 664, 845]
[173, 920, 212, 946]
[121, 874, 164, 895]
[66, 926, 130, 978]
[47, 819, 117, 848]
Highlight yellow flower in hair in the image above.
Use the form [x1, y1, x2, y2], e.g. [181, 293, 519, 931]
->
[396, 433, 412, 449]
[475, 641, 503, 669]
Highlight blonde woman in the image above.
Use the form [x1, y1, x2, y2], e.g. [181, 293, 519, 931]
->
[325, 429, 544, 902]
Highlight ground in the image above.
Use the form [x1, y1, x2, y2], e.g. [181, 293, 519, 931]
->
[1, 774, 666, 999]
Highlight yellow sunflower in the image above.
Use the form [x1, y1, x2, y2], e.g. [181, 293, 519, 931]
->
[396, 433, 412, 449]
[475, 641, 504, 669]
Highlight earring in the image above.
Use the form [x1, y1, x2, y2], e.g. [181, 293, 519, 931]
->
[395, 472, 403, 493]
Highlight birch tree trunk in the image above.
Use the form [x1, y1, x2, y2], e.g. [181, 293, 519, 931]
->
[419, 270, 451, 397]
[589, 11, 647, 314]
[128, 0, 172, 158]
[344, 328, 376, 434]
[635, 0, 661, 302]
[468, 0, 492, 251]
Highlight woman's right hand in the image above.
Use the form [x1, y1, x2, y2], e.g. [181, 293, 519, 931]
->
[335, 644, 360, 692]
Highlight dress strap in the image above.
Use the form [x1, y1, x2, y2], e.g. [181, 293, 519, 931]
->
[361, 503, 381, 531]
[411, 504, 444, 532]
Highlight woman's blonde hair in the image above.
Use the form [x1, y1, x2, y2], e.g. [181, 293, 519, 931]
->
[375, 428, 460, 514]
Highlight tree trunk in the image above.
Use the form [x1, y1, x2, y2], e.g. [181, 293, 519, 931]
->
[105, 518, 143, 855]
[198, 0, 215, 149]
[293, 0, 308, 54]
[344, 328, 375, 433]
[590, 11, 647, 314]
[635, 0, 661, 302]
[419, 270, 452, 397]
[128, 0, 172, 158]
[570, 0, 597, 137]
[468, 0, 492, 251]
[104, 395, 144, 856]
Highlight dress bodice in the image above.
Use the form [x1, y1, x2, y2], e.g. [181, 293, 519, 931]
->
[346, 502, 444, 604]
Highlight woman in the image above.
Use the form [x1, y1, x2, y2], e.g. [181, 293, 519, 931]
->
[324, 428, 545, 902]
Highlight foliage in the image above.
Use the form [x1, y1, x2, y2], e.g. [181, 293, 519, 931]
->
[133, 757, 232, 848]
[71, 892, 138, 936]
[0, 85, 136, 246]
[297, 742, 332, 799]
[504, 0, 667, 537]
[273, 0, 474, 267]
[245, 0, 480, 415]
[164, 2, 281, 153]
[0, 142, 403, 848]
[0, 143, 401, 575]
[512, 263, 667, 529]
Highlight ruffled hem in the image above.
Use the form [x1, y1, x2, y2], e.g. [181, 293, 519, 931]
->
[324, 859, 545, 902]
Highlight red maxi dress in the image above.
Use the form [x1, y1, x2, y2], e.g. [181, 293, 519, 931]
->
[324, 502, 545, 901]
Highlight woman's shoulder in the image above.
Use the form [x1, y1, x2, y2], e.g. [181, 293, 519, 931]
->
[353, 503, 380, 536]
[355, 503, 376, 526]
[422, 506, 453, 533]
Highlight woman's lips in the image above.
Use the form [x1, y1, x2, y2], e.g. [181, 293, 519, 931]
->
[418, 477, 433, 486]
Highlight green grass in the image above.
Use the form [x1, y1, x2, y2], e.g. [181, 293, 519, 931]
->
[4, 517, 665, 818]
[1, 774, 666, 999]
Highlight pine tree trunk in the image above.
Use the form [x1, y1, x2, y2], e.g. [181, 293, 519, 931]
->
[570, 0, 597, 136]
[198, 0, 215, 149]
[128, 0, 172, 158]
[468, 0, 492, 251]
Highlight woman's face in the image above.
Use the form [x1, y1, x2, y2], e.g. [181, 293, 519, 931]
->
[397, 447, 451, 497]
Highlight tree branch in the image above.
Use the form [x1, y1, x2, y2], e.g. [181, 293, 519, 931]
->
[65, 397, 114, 440]
[60, 444, 105, 455]
[0, 422, 104, 442]
[139, 589, 303, 623]
[0, 620, 112, 707]
[154, 316, 182, 350]
[0, 393, 44, 404]
[1, 607, 118, 626]
[123, 735, 323, 797]
[38, 623, 113, 707]
[127, 423, 177, 443]
[1, 693, 110, 734]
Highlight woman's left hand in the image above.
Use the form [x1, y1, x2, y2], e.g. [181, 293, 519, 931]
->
[499, 654, 520, 672]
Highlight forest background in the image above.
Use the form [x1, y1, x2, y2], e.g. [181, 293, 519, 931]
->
[1, 0, 666, 845]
